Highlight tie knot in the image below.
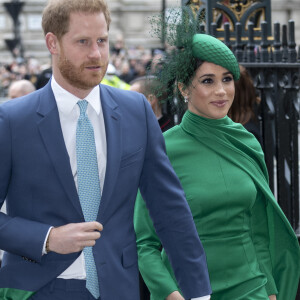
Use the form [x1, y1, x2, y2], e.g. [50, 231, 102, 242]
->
[77, 100, 88, 116]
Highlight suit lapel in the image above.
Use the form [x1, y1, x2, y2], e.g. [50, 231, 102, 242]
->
[36, 82, 83, 219]
[36, 83, 122, 222]
[98, 85, 122, 223]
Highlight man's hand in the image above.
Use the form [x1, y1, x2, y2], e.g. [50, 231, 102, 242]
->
[166, 291, 184, 300]
[269, 295, 276, 300]
[48, 222, 103, 254]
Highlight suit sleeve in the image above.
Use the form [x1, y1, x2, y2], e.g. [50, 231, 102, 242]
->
[0, 106, 51, 262]
[137, 98, 211, 299]
[250, 190, 277, 295]
[134, 191, 180, 299]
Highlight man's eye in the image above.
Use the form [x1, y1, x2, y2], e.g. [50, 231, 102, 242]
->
[97, 39, 106, 44]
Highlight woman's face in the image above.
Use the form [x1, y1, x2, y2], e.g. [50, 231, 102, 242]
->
[179, 61, 235, 119]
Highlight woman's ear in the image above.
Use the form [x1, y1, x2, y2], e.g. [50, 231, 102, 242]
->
[177, 82, 188, 98]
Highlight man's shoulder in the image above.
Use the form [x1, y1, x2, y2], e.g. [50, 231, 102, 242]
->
[100, 83, 146, 109]
[100, 83, 142, 99]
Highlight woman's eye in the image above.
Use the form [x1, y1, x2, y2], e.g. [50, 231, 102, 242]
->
[202, 78, 213, 84]
[223, 76, 233, 82]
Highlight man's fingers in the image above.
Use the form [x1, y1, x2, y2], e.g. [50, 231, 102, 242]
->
[48, 222, 103, 254]
[82, 221, 103, 232]
[84, 231, 101, 241]
[74, 229, 101, 243]
[84, 240, 97, 247]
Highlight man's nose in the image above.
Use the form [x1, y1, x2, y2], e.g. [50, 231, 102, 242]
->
[88, 42, 101, 59]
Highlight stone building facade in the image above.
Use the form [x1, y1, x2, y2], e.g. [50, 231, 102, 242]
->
[0, 0, 299, 64]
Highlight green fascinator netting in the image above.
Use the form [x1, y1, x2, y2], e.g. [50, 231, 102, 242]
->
[147, 7, 240, 107]
[192, 34, 240, 80]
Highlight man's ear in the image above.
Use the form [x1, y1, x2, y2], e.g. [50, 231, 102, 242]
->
[147, 94, 156, 103]
[45, 32, 59, 55]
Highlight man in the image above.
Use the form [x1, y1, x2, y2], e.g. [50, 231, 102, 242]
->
[130, 75, 174, 132]
[102, 63, 131, 90]
[0, 1, 211, 299]
[8, 79, 36, 99]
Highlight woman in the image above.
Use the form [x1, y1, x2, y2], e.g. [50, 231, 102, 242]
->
[134, 34, 300, 300]
[228, 65, 262, 144]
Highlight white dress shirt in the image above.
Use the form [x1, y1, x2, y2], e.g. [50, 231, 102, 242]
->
[47, 77, 210, 299]
[51, 76, 107, 279]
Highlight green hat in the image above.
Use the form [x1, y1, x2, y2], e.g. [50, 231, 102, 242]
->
[192, 34, 240, 80]
[147, 8, 240, 107]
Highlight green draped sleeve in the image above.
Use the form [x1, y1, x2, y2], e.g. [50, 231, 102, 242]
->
[250, 190, 278, 295]
[134, 190, 179, 299]
[134, 111, 300, 300]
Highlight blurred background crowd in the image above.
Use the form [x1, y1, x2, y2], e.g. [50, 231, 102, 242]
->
[0, 34, 166, 101]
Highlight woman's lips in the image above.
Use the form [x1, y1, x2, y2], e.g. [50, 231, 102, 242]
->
[210, 100, 228, 107]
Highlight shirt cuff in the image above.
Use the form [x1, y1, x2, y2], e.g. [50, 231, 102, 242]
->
[42, 226, 53, 255]
[191, 296, 211, 300]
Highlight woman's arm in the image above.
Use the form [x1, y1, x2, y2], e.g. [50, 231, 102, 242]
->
[134, 191, 180, 299]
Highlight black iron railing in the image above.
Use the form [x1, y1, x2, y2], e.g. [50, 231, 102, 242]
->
[180, 1, 300, 234]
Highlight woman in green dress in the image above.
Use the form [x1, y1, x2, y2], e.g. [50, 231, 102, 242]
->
[134, 33, 300, 300]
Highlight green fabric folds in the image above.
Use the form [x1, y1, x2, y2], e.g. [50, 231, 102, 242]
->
[0, 288, 34, 300]
[180, 111, 300, 300]
[134, 110, 300, 300]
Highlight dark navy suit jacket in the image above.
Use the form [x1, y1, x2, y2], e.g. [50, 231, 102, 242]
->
[0, 82, 211, 299]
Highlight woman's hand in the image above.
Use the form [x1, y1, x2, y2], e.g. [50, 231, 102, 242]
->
[269, 295, 276, 300]
[166, 291, 184, 300]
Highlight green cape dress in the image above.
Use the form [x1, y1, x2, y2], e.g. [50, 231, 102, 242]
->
[134, 110, 300, 300]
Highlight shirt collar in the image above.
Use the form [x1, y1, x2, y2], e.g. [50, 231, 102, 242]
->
[51, 76, 101, 115]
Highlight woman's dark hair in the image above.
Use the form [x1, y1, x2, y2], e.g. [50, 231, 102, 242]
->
[228, 65, 261, 125]
[178, 57, 204, 87]
[174, 57, 203, 102]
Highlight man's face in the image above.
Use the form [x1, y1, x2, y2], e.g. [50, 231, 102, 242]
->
[129, 82, 142, 94]
[56, 11, 109, 92]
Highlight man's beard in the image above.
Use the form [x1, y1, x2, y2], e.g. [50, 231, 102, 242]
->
[58, 52, 107, 90]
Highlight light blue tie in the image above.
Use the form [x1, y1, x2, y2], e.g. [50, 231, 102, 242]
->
[76, 100, 101, 299]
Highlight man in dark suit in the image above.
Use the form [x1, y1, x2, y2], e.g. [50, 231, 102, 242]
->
[130, 75, 174, 133]
[0, 0, 211, 299]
